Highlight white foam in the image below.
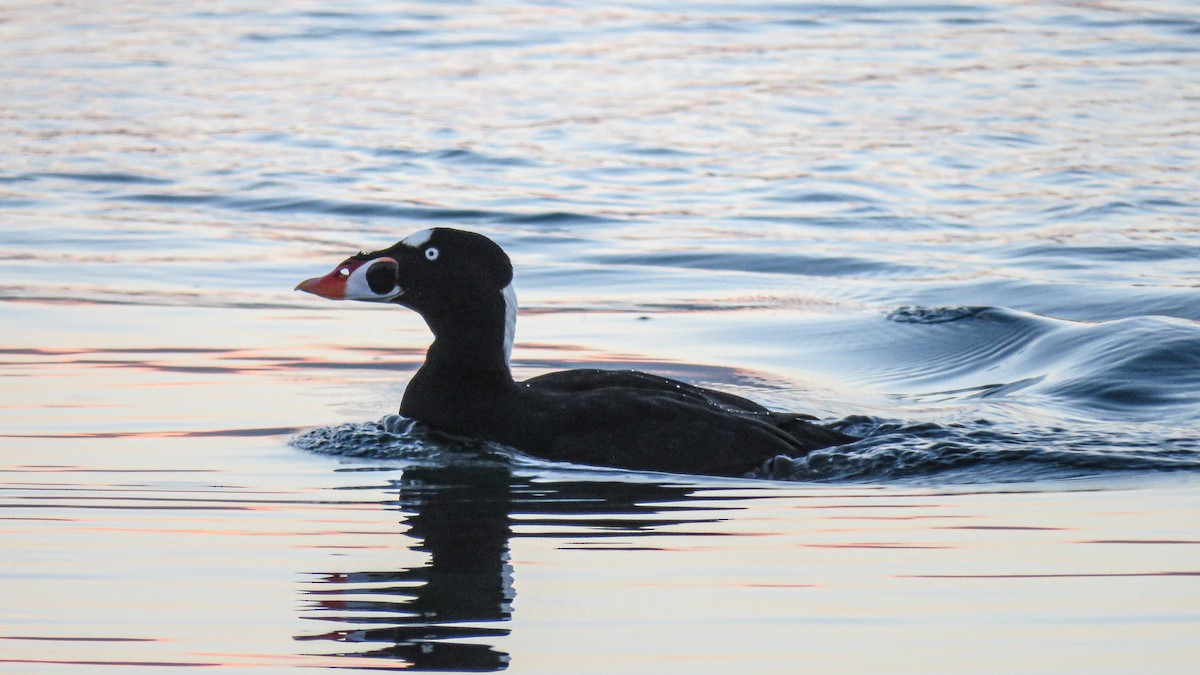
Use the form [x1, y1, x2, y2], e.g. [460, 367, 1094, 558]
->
[501, 282, 517, 366]
[401, 228, 434, 248]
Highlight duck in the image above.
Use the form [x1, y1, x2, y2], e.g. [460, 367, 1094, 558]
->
[296, 227, 854, 476]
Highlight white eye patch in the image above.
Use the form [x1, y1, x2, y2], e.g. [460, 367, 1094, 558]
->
[425, 247, 440, 261]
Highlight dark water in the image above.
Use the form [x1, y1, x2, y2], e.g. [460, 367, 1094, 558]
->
[3, 0, 1200, 672]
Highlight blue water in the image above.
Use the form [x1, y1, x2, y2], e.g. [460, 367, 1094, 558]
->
[3, 1, 1200, 671]
[10, 0, 1197, 481]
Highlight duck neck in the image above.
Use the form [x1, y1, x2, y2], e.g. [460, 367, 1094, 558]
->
[423, 333, 512, 383]
[417, 283, 516, 386]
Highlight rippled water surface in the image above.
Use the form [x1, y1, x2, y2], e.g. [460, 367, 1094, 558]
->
[3, 0, 1199, 672]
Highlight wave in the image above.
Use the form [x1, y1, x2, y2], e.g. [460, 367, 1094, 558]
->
[113, 191, 615, 228]
[594, 250, 929, 278]
[875, 306, 1200, 423]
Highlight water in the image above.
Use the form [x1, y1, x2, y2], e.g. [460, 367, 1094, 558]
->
[3, 0, 1200, 671]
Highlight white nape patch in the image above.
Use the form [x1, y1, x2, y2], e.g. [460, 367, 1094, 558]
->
[501, 283, 517, 366]
[401, 228, 434, 248]
[345, 259, 401, 302]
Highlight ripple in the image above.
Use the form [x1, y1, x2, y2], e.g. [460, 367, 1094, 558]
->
[860, 302, 1200, 413]
[242, 27, 424, 43]
[37, 172, 173, 186]
[1030, 316, 1200, 417]
[113, 192, 614, 227]
[594, 251, 928, 278]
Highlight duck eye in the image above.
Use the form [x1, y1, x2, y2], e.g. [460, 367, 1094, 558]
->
[338, 267, 350, 276]
[424, 247, 440, 261]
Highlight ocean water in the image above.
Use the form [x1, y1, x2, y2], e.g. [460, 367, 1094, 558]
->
[2, 0, 1200, 672]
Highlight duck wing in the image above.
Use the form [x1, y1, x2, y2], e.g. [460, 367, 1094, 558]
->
[520, 368, 856, 469]
[522, 368, 782, 415]
[507, 383, 850, 476]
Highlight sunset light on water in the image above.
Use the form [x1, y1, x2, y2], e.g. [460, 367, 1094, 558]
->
[3, 0, 1200, 672]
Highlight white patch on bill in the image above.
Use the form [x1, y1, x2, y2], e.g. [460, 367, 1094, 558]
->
[501, 282, 517, 365]
[346, 259, 401, 302]
[401, 228, 434, 248]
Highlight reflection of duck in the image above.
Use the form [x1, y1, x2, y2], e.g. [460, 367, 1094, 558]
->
[297, 464, 716, 670]
[298, 464, 514, 670]
[297, 228, 854, 477]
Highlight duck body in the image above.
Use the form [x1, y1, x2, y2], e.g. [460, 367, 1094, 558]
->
[297, 228, 854, 477]
[406, 366, 852, 476]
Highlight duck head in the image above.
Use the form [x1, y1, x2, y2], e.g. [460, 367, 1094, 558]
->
[296, 227, 517, 365]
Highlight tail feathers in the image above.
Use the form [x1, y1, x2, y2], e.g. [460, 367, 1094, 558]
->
[768, 412, 857, 451]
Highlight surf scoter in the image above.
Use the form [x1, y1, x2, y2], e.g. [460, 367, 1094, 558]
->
[296, 228, 853, 476]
